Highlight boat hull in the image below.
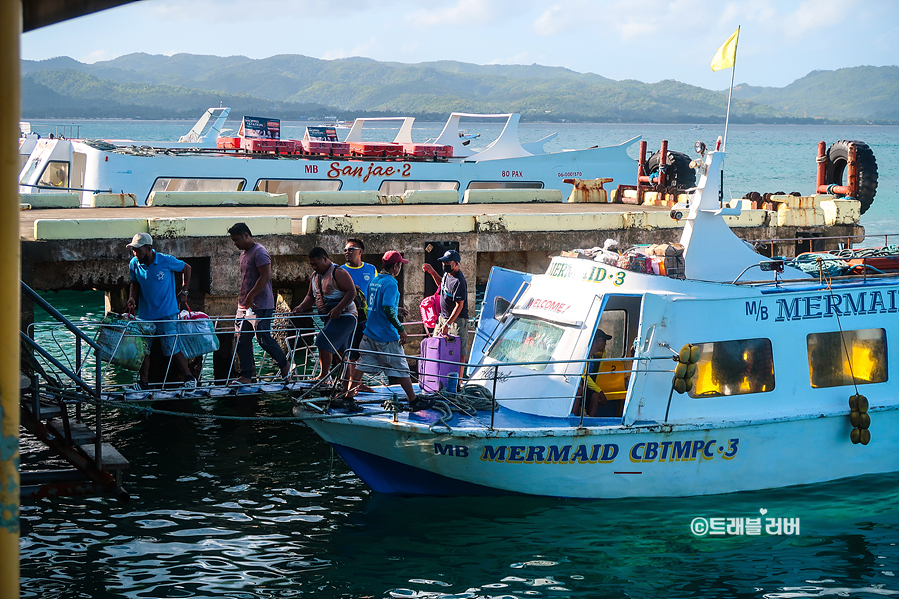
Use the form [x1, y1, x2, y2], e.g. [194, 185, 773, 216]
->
[306, 408, 897, 498]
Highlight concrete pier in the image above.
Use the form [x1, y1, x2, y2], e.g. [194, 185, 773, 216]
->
[20, 200, 862, 331]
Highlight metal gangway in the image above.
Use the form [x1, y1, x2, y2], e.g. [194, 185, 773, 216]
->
[19, 283, 432, 500]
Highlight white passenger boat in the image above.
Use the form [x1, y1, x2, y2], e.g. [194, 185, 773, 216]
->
[18, 109, 639, 205]
[297, 147, 897, 498]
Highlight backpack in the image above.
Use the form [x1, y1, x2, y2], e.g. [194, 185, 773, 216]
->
[353, 285, 368, 322]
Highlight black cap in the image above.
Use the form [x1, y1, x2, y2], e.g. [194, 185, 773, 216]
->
[595, 329, 612, 340]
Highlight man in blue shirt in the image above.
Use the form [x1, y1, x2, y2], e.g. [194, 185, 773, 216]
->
[126, 232, 197, 390]
[340, 237, 377, 389]
[341, 237, 377, 295]
[345, 250, 415, 405]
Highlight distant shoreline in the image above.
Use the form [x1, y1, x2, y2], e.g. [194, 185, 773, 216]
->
[20, 116, 899, 126]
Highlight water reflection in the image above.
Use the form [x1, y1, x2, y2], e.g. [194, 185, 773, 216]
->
[20, 276, 899, 598]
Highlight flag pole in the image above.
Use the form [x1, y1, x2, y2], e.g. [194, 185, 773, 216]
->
[722, 26, 739, 151]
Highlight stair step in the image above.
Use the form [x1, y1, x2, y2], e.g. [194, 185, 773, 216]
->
[78, 443, 130, 470]
[22, 400, 62, 419]
[48, 418, 96, 444]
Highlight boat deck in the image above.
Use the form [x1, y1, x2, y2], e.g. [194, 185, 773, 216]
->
[310, 384, 622, 431]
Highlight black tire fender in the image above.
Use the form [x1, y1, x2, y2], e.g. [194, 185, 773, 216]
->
[825, 140, 878, 215]
[645, 150, 697, 189]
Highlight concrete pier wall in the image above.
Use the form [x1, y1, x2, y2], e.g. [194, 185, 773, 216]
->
[20, 213, 862, 334]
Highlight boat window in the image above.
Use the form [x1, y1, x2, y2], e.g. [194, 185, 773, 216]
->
[20, 156, 42, 184]
[151, 178, 245, 193]
[807, 328, 887, 388]
[37, 161, 69, 188]
[467, 181, 544, 190]
[379, 180, 459, 195]
[597, 310, 627, 358]
[486, 316, 567, 371]
[255, 179, 341, 194]
[689, 338, 775, 397]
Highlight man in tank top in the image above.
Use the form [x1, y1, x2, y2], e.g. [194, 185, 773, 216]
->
[228, 222, 290, 385]
[293, 247, 358, 383]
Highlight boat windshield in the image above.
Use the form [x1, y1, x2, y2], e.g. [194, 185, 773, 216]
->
[485, 316, 567, 371]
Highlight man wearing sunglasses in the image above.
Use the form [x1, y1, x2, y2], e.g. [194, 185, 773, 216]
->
[340, 238, 377, 390]
[341, 238, 377, 296]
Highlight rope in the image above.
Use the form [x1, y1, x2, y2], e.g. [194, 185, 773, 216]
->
[786, 253, 849, 277]
[820, 270, 861, 396]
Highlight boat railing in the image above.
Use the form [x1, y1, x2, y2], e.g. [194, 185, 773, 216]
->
[350, 345, 675, 429]
[28, 303, 675, 432]
[743, 231, 899, 252]
[28, 310, 435, 398]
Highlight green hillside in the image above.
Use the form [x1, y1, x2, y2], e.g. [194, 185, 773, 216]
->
[20, 53, 898, 123]
[731, 65, 899, 120]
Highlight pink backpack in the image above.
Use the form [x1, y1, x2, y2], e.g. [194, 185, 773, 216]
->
[420, 291, 440, 329]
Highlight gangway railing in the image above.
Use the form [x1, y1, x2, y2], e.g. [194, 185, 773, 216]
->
[21, 282, 107, 468]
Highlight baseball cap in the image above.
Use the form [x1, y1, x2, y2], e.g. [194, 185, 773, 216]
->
[438, 249, 461, 263]
[382, 250, 409, 265]
[126, 232, 153, 248]
[595, 329, 613, 340]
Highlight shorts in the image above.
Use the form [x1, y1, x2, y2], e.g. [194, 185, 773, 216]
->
[356, 335, 410, 378]
[436, 316, 469, 357]
[153, 314, 182, 356]
[315, 314, 357, 356]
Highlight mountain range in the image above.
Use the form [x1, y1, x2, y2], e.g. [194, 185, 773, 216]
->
[21, 54, 899, 123]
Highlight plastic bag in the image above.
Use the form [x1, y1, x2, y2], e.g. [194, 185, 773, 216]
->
[94, 312, 155, 370]
[420, 291, 440, 330]
[177, 309, 220, 359]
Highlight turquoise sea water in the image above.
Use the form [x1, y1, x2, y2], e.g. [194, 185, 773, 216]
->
[19, 120, 899, 599]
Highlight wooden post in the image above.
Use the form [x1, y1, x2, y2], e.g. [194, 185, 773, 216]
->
[0, 1, 22, 596]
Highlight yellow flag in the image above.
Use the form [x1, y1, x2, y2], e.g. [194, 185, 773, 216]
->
[711, 27, 740, 71]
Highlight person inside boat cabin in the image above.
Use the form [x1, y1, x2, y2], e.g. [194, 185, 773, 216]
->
[422, 249, 469, 374]
[572, 329, 614, 417]
[125, 232, 197, 391]
[227, 222, 291, 384]
[341, 237, 376, 392]
[344, 250, 416, 405]
[292, 247, 358, 382]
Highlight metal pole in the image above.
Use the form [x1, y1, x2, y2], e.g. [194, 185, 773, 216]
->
[0, 0, 22, 595]
[490, 365, 498, 430]
[721, 26, 739, 152]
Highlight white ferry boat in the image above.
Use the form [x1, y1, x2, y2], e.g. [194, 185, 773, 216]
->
[18, 109, 639, 205]
[296, 147, 897, 498]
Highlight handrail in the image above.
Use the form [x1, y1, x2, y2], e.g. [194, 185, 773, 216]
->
[21, 332, 97, 397]
[744, 232, 899, 247]
[22, 281, 101, 351]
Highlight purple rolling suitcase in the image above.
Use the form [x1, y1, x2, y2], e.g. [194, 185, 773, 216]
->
[418, 335, 461, 393]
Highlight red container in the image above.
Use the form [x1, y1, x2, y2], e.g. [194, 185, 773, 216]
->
[273, 140, 298, 154]
[402, 143, 454, 158]
[216, 137, 242, 150]
[350, 142, 403, 157]
[242, 138, 278, 153]
[403, 143, 435, 157]
[301, 140, 350, 156]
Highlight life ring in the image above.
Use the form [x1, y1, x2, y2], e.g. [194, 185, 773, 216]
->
[825, 140, 878, 215]
[645, 150, 697, 189]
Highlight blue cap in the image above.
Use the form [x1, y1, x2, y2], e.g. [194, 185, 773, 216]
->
[438, 249, 461, 263]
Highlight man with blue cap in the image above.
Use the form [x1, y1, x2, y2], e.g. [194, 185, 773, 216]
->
[423, 248, 469, 370]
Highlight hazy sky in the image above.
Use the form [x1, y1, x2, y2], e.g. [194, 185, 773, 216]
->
[21, 0, 899, 89]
